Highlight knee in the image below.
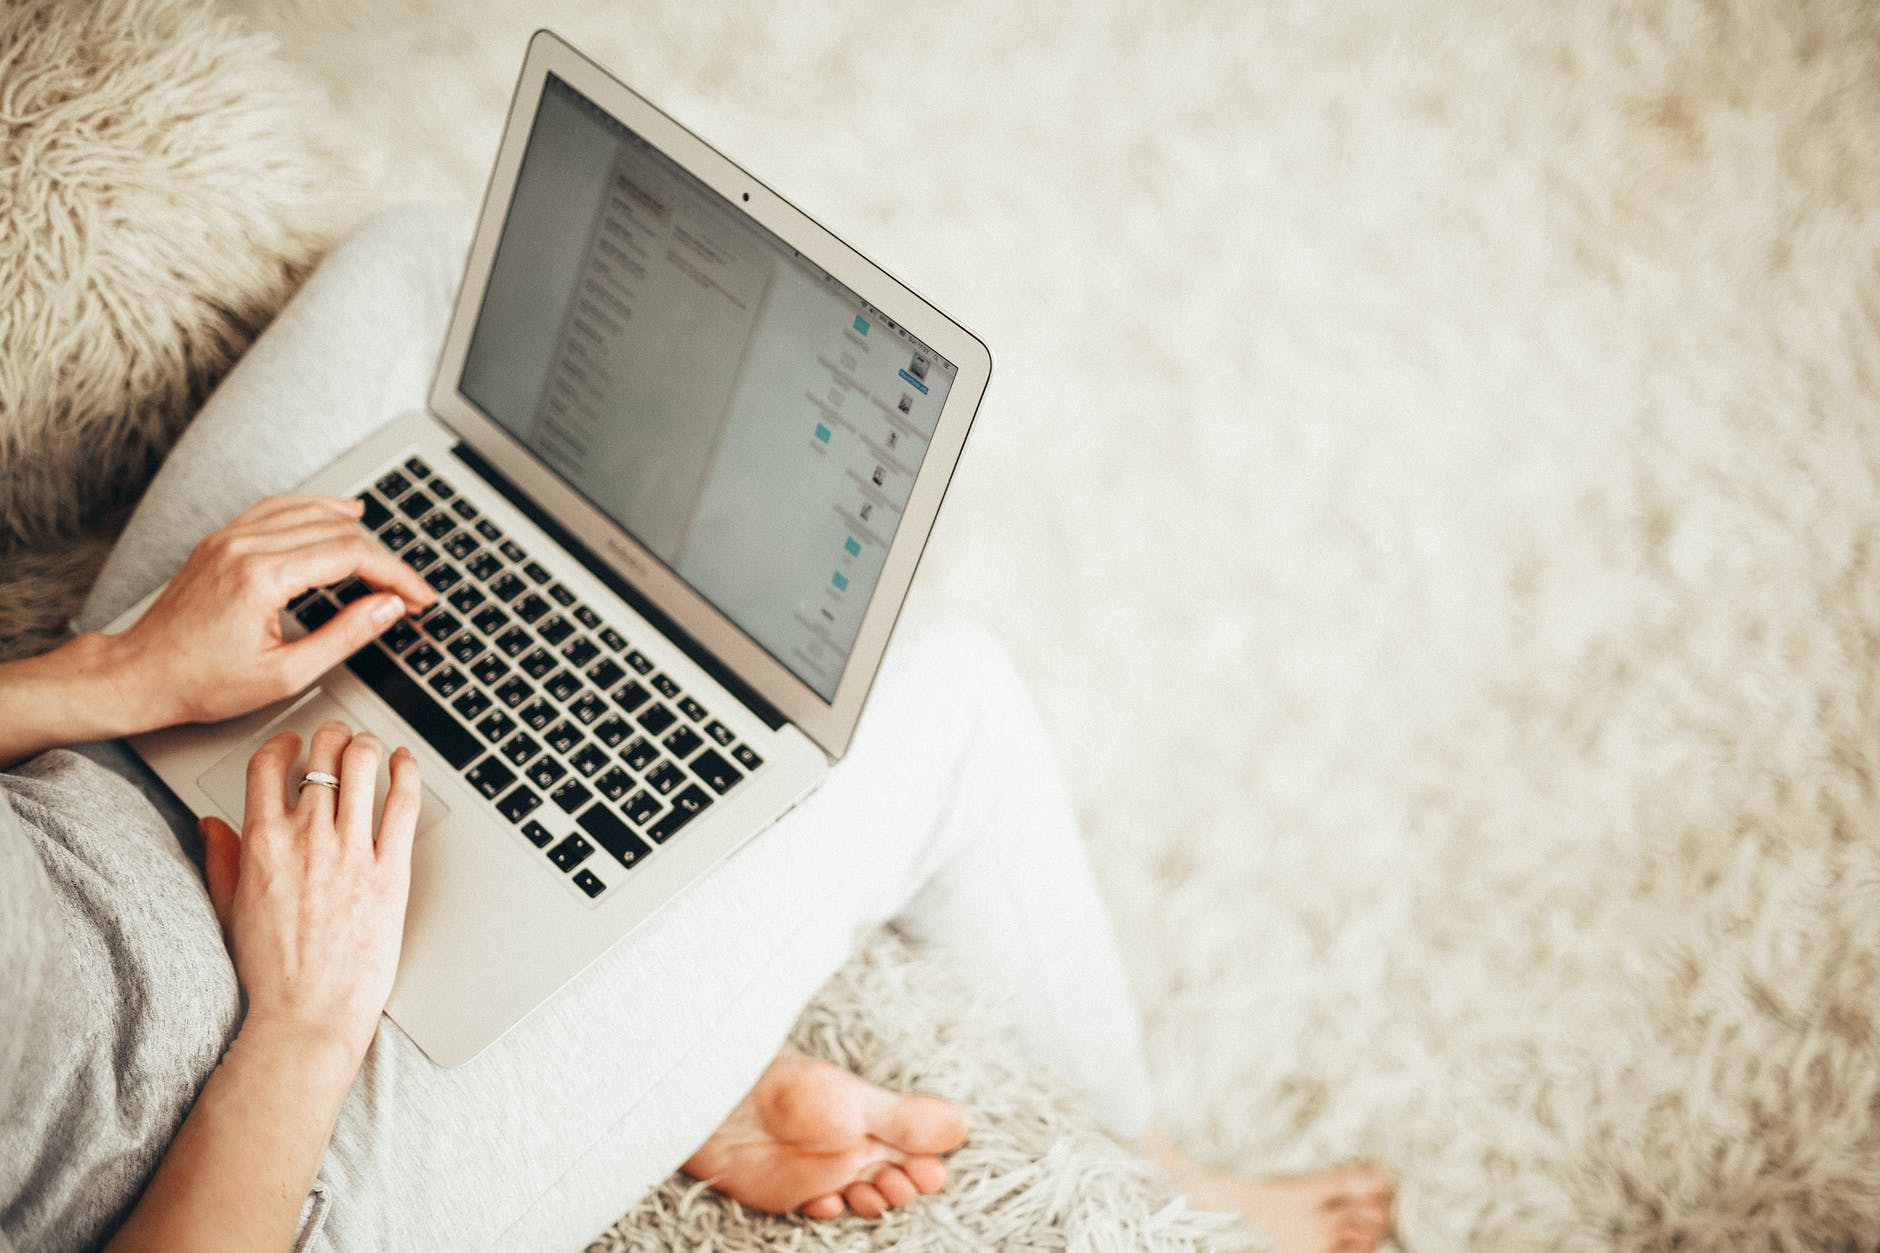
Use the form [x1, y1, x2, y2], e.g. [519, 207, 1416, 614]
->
[890, 615, 1037, 733]
[317, 204, 471, 322]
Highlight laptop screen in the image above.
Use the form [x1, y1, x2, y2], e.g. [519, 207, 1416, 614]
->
[459, 73, 958, 702]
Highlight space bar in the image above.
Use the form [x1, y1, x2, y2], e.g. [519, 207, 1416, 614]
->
[343, 645, 482, 770]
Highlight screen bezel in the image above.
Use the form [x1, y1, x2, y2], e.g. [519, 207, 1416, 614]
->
[429, 30, 991, 758]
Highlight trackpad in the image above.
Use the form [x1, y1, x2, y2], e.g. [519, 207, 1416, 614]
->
[198, 688, 452, 838]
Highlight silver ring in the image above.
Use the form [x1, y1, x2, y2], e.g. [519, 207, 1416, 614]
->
[298, 770, 341, 793]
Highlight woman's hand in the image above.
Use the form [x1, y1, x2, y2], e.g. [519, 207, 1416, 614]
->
[115, 494, 437, 730]
[199, 721, 421, 1068]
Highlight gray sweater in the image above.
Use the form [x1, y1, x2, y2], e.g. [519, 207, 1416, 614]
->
[0, 751, 240, 1252]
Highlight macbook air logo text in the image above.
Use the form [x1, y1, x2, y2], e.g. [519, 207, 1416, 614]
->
[606, 537, 648, 575]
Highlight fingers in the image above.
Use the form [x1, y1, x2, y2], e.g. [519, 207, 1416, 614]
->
[243, 732, 300, 823]
[295, 721, 352, 817]
[229, 493, 364, 530]
[375, 747, 422, 874]
[276, 591, 409, 690]
[335, 731, 386, 848]
[273, 530, 435, 611]
[200, 816, 241, 935]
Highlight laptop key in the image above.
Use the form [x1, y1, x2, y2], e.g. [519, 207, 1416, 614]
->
[429, 477, 455, 500]
[547, 583, 576, 607]
[611, 681, 650, 712]
[574, 605, 602, 631]
[570, 744, 608, 778]
[732, 744, 764, 772]
[545, 721, 582, 755]
[599, 627, 628, 653]
[427, 665, 467, 699]
[467, 756, 516, 800]
[647, 785, 712, 844]
[420, 512, 454, 541]
[405, 643, 442, 676]
[397, 490, 434, 520]
[499, 540, 527, 563]
[497, 784, 541, 824]
[333, 578, 370, 606]
[494, 626, 532, 657]
[520, 819, 554, 848]
[704, 720, 735, 747]
[500, 732, 542, 767]
[450, 497, 478, 522]
[689, 748, 741, 795]
[596, 766, 632, 802]
[577, 804, 651, 870]
[401, 457, 430, 480]
[586, 658, 625, 691]
[401, 543, 438, 573]
[624, 789, 661, 827]
[560, 637, 599, 669]
[650, 673, 681, 700]
[547, 832, 594, 872]
[466, 551, 503, 581]
[343, 644, 480, 769]
[471, 605, 510, 636]
[625, 650, 654, 675]
[526, 756, 567, 790]
[488, 572, 527, 602]
[637, 704, 677, 736]
[295, 597, 339, 631]
[661, 725, 702, 761]
[514, 699, 553, 732]
[493, 677, 533, 709]
[594, 716, 631, 748]
[514, 593, 551, 624]
[381, 620, 420, 653]
[544, 669, 581, 703]
[537, 615, 574, 646]
[519, 648, 556, 680]
[421, 610, 462, 642]
[447, 633, 484, 665]
[374, 469, 411, 498]
[424, 566, 461, 596]
[357, 492, 392, 530]
[476, 710, 518, 743]
[569, 693, 606, 725]
[444, 531, 478, 561]
[523, 560, 551, 585]
[621, 737, 658, 773]
[472, 655, 511, 687]
[452, 688, 492, 721]
[448, 587, 487, 621]
[550, 779, 591, 814]
[677, 697, 707, 723]
[379, 521, 415, 551]
[572, 867, 606, 898]
[645, 761, 684, 796]
[476, 519, 502, 542]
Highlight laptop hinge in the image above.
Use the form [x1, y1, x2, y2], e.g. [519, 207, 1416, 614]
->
[450, 441, 788, 732]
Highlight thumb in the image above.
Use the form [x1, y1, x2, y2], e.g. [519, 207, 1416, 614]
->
[200, 816, 241, 937]
[281, 591, 408, 685]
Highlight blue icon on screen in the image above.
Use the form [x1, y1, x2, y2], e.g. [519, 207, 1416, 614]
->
[844, 537, 862, 556]
[832, 571, 850, 591]
[853, 315, 870, 335]
[815, 423, 831, 443]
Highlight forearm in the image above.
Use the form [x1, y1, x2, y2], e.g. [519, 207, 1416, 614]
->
[105, 1021, 361, 1253]
[0, 633, 157, 769]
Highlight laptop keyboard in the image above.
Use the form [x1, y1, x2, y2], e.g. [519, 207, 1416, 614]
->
[285, 455, 766, 903]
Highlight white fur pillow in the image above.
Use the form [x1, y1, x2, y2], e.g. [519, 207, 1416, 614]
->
[0, 0, 346, 555]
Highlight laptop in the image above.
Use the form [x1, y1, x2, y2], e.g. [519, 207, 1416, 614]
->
[105, 29, 990, 1067]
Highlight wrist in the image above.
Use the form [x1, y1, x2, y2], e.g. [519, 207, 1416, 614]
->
[232, 1012, 369, 1106]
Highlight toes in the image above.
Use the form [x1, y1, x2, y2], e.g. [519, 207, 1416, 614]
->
[799, 1193, 845, 1220]
[875, 1093, 970, 1155]
[843, 1181, 889, 1219]
[872, 1165, 919, 1208]
[903, 1154, 948, 1194]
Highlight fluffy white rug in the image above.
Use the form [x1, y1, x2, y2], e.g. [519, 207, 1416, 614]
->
[216, 0, 1880, 1245]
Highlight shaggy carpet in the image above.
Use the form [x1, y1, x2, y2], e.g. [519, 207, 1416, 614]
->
[19, 0, 1880, 1246]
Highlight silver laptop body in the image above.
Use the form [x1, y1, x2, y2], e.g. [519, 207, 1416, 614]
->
[106, 30, 990, 1067]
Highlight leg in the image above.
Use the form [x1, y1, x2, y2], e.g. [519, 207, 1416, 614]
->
[309, 617, 1154, 1250]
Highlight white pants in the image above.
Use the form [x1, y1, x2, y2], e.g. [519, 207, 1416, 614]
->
[78, 207, 1152, 1250]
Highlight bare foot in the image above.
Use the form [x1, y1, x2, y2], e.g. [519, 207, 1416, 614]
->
[1142, 1131, 1395, 1253]
[683, 1045, 970, 1219]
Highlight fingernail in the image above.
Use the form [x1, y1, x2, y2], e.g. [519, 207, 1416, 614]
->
[372, 595, 407, 626]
